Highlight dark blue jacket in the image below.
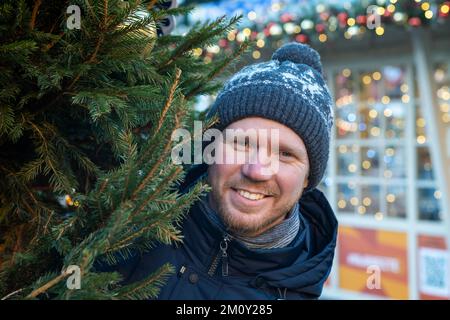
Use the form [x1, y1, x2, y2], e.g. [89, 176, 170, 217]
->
[107, 165, 338, 300]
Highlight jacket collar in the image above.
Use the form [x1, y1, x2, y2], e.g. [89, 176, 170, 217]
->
[179, 164, 338, 297]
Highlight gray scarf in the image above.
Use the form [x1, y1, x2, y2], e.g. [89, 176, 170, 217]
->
[199, 193, 301, 250]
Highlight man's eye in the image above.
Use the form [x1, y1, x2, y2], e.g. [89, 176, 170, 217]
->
[233, 138, 249, 150]
[280, 151, 293, 158]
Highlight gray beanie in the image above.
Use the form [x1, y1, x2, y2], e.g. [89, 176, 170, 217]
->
[207, 42, 334, 192]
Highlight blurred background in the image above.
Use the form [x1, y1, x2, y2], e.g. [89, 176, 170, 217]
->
[173, 0, 450, 300]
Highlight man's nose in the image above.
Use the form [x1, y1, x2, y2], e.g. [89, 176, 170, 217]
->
[241, 150, 275, 181]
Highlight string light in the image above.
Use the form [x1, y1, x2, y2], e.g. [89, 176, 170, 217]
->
[417, 135, 427, 144]
[252, 50, 261, 59]
[363, 197, 372, 206]
[375, 212, 384, 221]
[375, 26, 385, 36]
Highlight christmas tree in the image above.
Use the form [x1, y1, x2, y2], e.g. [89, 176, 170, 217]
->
[0, 0, 250, 299]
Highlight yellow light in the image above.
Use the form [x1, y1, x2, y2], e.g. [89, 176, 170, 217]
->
[339, 145, 348, 153]
[382, 96, 391, 105]
[416, 118, 426, 127]
[377, 7, 386, 15]
[344, 31, 352, 39]
[192, 48, 203, 57]
[443, 114, 450, 123]
[256, 39, 265, 48]
[401, 94, 410, 103]
[358, 206, 366, 214]
[401, 84, 409, 92]
[293, 25, 301, 33]
[338, 199, 347, 209]
[319, 34, 328, 42]
[372, 71, 382, 80]
[390, 0, 398, 3]
[386, 194, 396, 203]
[363, 75, 372, 85]
[440, 103, 449, 112]
[363, 197, 372, 206]
[387, 4, 396, 13]
[272, 2, 281, 11]
[342, 68, 351, 77]
[375, 27, 385, 36]
[415, 0, 422, 3]
[350, 197, 359, 206]
[248, 11, 257, 20]
[65, 195, 73, 206]
[236, 33, 246, 42]
[425, 10, 433, 19]
[384, 108, 393, 117]
[385, 148, 395, 156]
[252, 50, 261, 59]
[362, 160, 371, 170]
[348, 164, 357, 173]
[370, 127, 380, 137]
[442, 5, 450, 14]
[347, 18, 356, 26]
[227, 31, 236, 41]
[369, 109, 378, 118]
[421, 2, 430, 11]
[375, 212, 384, 221]
[434, 190, 442, 199]
[243, 28, 252, 37]
[417, 135, 426, 144]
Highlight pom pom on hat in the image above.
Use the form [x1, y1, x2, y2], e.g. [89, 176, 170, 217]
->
[271, 43, 323, 75]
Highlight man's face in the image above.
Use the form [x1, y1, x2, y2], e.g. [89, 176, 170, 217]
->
[207, 117, 310, 237]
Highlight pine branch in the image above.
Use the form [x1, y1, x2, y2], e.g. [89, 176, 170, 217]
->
[185, 40, 252, 100]
[115, 263, 174, 300]
[29, 0, 42, 31]
[153, 68, 181, 137]
[26, 271, 69, 299]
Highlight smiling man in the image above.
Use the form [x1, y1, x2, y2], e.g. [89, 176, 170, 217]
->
[104, 43, 338, 300]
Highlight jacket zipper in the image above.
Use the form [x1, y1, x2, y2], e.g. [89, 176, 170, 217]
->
[207, 234, 231, 277]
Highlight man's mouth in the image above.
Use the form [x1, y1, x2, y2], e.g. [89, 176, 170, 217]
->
[232, 188, 269, 201]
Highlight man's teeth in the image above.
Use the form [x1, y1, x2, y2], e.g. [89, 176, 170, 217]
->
[237, 189, 266, 200]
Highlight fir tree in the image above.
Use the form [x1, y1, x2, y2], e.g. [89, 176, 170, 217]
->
[0, 0, 250, 299]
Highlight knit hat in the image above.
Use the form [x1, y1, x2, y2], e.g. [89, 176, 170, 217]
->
[207, 42, 334, 192]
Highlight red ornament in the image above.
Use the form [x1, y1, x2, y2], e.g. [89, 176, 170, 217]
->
[337, 12, 348, 27]
[281, 13, 293, 23]
[408, 17, 422, 27]
[356, 15, 367, 25]
[218, 39, 228, 47]
[337, 12, 348, 21]
[320, 12, 330, 21]
[315, 23, 326, 33]
[296, 34, 308, 43]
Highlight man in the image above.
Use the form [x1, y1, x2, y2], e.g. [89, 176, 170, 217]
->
[109, 42, 337, 299]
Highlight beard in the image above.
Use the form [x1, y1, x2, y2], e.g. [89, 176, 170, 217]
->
[208, 176, 299, 237]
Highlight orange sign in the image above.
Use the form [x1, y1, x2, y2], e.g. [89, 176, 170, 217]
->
[339, 226, 408, 299]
